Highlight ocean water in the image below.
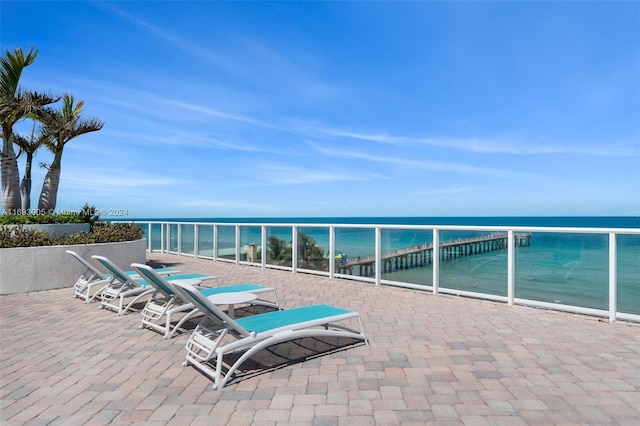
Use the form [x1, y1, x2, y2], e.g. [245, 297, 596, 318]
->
[143, 216, 640, 228]
[133, 217, 639, 316]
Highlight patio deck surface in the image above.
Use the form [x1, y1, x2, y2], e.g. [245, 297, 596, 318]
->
[1, 253, 639, 425]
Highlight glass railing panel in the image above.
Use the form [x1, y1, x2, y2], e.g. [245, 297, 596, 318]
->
[266, 226, 293, 267]
[334, 227, 375, 277]
[138, 223, 150, 247]
[617, 234, 640, 315]
[240, 226, 261, 263]
[196, 225, 214, 257]
[138, 222, 149, 236]
[180, 224, 195, 255]
[149, 223, 163, 251]
[515, 232, 608, 310]
[217, 225, 236, 260]
[133, 221, 639, 323]
[168, 224, 178, 252]
[297, 227, 329, 272]
[380, 228, 433, 286]
[439, 230, 508, 296]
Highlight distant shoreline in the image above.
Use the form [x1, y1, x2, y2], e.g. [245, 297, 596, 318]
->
[114, 216, 640, 228]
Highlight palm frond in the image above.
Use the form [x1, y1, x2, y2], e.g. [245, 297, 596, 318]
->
[39, 94, 104, 150]
[0, 48, 38, 98]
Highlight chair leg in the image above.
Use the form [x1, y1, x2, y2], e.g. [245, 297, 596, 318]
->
[164, 314, 172, 339]
[169, 308, 201, 339]
[120, 289, 155, 315]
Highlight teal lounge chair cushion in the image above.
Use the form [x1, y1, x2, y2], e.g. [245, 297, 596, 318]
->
[235, 304, 354, 334]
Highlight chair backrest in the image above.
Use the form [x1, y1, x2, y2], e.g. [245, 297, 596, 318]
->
[66, 250, 108, 280]
[130, 263, 175, 298]
[92, 255, 139, 287]
[171, 280, 250, 337]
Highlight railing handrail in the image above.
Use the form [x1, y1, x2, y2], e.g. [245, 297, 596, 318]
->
[129, 220, 640, 235]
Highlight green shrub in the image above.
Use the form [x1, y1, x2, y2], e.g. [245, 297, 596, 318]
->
[0, 203, 100, 226]
[78, 222, 144, 244]
[0, 223, 144, 248]
[0, 212, 83, 225]
[0, 227, 53, 248]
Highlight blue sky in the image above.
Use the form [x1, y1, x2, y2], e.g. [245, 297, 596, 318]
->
[2, 1, 639, 219]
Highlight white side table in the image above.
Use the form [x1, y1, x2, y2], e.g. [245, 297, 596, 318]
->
[207, 292, 258, 318]
[169, 278, 202, 287]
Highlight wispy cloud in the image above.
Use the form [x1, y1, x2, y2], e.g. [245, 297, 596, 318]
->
[256, 163, 387, 185]
[100, 3, 236, 72]
[102, 128, 262, 152]
[322, 128, 638, 156]
[103, 2, 342, 104]
[80, 83, 270, 132]
[236, 36, 347, 102]
[411, 186, 493, 196]
[181, 198, 269, 211]
[64, 169, 188, 192]
[308, 142, 541, 178]
[158, 98, 280, 130]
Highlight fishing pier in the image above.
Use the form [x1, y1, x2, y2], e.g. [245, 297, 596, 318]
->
[336, 232, 531, 277]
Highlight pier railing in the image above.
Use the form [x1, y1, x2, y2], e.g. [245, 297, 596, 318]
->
[130, 221, 640, 323]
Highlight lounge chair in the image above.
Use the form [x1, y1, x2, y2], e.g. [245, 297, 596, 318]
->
[130, 263, 281, 339]
[172, 280, 368, 389]
[91, 255, 216, 315]
[66, 250, 181, 303]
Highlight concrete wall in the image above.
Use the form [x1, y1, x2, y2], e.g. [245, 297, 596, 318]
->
[0, 239, 146, 295]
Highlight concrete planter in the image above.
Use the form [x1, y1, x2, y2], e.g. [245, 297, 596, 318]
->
[0, 239, 146, 295]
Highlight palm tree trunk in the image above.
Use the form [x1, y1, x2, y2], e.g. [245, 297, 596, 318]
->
[19, 151, 35, 212]
[20, 177, 31, 211]
[1, 155, 21, 213]
[37, 166, 61, 213]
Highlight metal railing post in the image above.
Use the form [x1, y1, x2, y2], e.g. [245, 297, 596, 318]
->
[292, 226, 298, 273]
[194, 224, 199, 257]
[212, 225, 218, 261]
[433, 228, 440, 294]
[160, 223, 165, 253]
[609, 232, 617, 322]
[235, 225, 240, 265]
[261, 225, 267, 268]
[507, 230, 515, 306]
[177, 224, 182, 255]
[329, 226, 335, 278]
[147, 222, 152, 252]
[375, 227, 381, 286]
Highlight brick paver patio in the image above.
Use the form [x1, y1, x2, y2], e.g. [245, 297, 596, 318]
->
[1, 253, 639, 425]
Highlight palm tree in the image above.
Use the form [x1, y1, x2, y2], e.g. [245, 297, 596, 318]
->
[298, 231, 326, 269]
[37, 94, 103, 212]
[267, 235, 292, 266]
[13, 120, 51, 211]
[0, 47, 57, 213]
